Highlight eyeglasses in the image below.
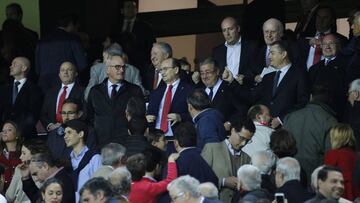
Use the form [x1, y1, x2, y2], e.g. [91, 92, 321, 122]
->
[236, 132, 252, 145]
[159, 66, 173, 72]
[108, 64, 126, 70]
[321, 42, 337, 47]
[200, 70, 216, 76]
[170, 192, 184, 202]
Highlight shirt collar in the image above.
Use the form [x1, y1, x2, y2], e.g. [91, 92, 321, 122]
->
[15, 78, 27, 85]
[62, 82, 75, 88]
[178, 147, 196, 154]
[277, 63, 291, 72]
[225, 37, 241, 47]
[168, 78, 180, 87]
[70, 146, 89, 159]
[107, 80, 122, 88]
[224, 139, 241, 156]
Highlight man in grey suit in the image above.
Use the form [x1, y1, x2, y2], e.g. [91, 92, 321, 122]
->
[201, 118, 255, 203]
[84, 43, 144, 100]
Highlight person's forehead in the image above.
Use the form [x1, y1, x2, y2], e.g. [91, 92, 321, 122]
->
[200, 63, 214, 71]
[221, 19, 236, 28]
[161, 59, 172, 67]
[62, 103, 78, 111]
[263, 22, 278, 31]
[60, 62, 75, 70]
[328, 171, 343, 179]
[323, 36, 336, 42]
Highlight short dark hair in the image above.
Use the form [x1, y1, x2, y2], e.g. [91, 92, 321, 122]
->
[270, 129, 297, 158]
[22, 138, 48, 155]
[62, 98, 82, 112]
[318, 166, 342, 182]
[232, 118, 256, 134]
[168, 58, 181, 71]
[80, 177, 114, 200]
[316, 5, 337, 22]
[6, 3, 22, 16]
[56, 13, 78, 27]
[128, 117, 148, 135]
[310, 84, 331, 105]
[271, 40, 293, 63]
[247, 105, 264, 120]
[199, 57, 220, 71]
[187, 89, 211, 111]
[63, 119, 88, 142]
[147, 129, 165, 143]
[142, 147, 163, 172]
[126, 153, 146, 181]
[31, 152, 57, 168]
[126, 97, 146, 119]
[174, 122, 197, 148]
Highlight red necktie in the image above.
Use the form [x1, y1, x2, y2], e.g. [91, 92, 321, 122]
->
[56, 86, 68, 123]
[313, 34, 324, 65]
[153, 70, 159, 90]
[160, 85, 173, 132]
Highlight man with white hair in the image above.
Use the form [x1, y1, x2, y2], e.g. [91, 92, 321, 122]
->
[167, 175, 223, 203]
[275, 157, 312, 203]
[237, 164, 271, 202]
[92, 143, 127, 178]
[251, 151, 276, 194]
[344, 79, 360, 148]
[108, 167, 132, 203]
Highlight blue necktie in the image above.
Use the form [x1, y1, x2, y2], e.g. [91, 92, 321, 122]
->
[208, 87, 214, 101]
[272, 71, 281, 96]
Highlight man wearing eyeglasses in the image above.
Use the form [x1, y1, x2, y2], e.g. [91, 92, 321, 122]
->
[201, 118, 255, 203]
[308, 34, 348, 118]
[40, 61, 85, 132]
[86, 54, 143, 149]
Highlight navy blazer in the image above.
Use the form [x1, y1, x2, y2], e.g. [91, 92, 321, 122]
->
[40, 83, 85, 128]
[255, 65, 309, 121]
[147, 80, 193, 131]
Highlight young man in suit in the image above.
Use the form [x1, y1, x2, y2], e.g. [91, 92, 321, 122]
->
[201, 118, 255, 203]
[0, 56, 42, 139]
[40, 61, 84, 132]
[255, 40, 309, 129]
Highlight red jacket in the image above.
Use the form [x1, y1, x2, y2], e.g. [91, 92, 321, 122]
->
[129, 162, 177, 203]
[0, 151, 21, 191]
[325, 147, 360, 200]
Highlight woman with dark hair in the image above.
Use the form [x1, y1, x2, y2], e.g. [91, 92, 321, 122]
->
[325, 124, 360, 200]
[39, 178, 64, 203]
[6, 138, 48, 202]
[0, 120, 23, 191]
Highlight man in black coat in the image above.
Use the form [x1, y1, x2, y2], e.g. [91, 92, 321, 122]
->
[275, 157, 312, 203]
[40, 61, 85, 132]
[86, 53, 143, 148]
[0, 56, 42, 139]
[255, 40, 309, 129]
[212, 16, 258, 86]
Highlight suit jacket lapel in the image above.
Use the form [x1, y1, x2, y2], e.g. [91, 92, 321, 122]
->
[14, 80, 29, 104]
[171, 80, 185, 109]
[273, 66, 294, 97]
[212, 81, 225, 103]
[99, 80, 112, 102]
[221, 141, 233, 176]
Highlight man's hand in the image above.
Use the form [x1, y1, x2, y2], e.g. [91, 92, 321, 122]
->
[271, 117, 281, 129]
[168, 153, 180, 162]
[168, 113, 181, 126]
[224, 176, 238, 189]
[254, 75, 262, 83]
[18, 162, 31, 180]
[235, 74, 245, 85]
[222, 67, 234, 83]
[192, 71, 200, 84]
[146, 115, 156, 123]
[47, 123, 61, 132]
[308, 37, 321, 47]
[224, 121, 231, 131]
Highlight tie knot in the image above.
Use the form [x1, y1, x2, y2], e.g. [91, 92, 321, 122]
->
[168, 85, 173, 90]
[112, 84, 118, 88]
[14, 81, 20, 86]
[63, 86, 68, 90]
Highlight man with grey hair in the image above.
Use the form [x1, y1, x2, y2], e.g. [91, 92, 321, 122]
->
[92, 143, 127, 178]
[275, 157, 312, 203]
[237, 164, 270, 202]
[108, 167, 132, 203]
[344, 78, 360, 149]
[199, 182, 219, 200]
[86, 53, 144, 148]
[143, 42, 172, 91]
[167, 175, 223, 203]
[251, 150, 276, 194]
[84, 43, 144, 100]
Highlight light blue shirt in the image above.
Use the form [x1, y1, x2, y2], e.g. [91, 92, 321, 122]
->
[70, 146, 102, 202]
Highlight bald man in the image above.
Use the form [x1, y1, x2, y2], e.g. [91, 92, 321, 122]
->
[212, 16, 258, 86]
[40, 61, 85, 131]
[0, 57, 42, 140]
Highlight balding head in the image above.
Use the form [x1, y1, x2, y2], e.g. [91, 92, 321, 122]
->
[59, 61, 78, 85]
[263, 18, 284, 45]
[9, 57, 30, 80]
[221, 17, 240, 45]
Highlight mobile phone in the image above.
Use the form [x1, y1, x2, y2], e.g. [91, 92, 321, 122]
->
[275, 193, 285, 203]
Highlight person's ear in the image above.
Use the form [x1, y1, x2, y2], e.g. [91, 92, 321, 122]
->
[79, 131, 84, 139]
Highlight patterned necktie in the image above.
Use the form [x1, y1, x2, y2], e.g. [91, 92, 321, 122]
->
[56, 86, 68, 123]
[272, 71, 281, 96]
[12, 81, 20, 104]
[160, 85, 173, 132]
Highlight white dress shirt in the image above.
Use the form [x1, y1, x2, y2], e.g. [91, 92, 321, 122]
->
[225, 38, 241, 76]
[56, 82, 75, 112]
[14, 78, 27, 93]
[205, 79, 222, 100]
[107, 80, 122, 98]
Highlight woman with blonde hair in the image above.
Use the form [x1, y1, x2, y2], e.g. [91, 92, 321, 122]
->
[324, 123, 359, 200]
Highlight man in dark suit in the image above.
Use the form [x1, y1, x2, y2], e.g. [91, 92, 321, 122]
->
[35, 14, 87, 93]
[255, 40, 309, 129]
[294, 0, 319, 39]
[197, 57, 251, 131]
[167, 175, 223, 203]
[299, 6, 348, 70]
[212, 16, 258, 86]
[40, 61, 84, 132]
[0, 56, 42, 139]
[115, 0, 156, 78]
[275, 157, 312, 203]
[146, 58, 193, 137]
[308, 34, 348, 118]
[86, 53, 143, 148]
[20, 152, 76, 203]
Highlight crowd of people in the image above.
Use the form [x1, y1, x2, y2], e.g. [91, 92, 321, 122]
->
[0, 0, 360, 202]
